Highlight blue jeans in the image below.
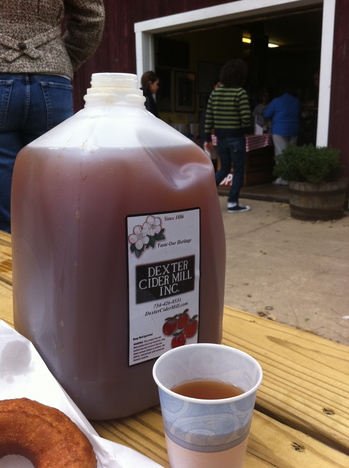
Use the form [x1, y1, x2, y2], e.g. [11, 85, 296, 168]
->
[215, 136, 246, 203]
[0, 74, 73, 232]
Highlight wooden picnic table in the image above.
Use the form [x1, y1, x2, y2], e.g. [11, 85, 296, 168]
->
[0, 230, 348, 467]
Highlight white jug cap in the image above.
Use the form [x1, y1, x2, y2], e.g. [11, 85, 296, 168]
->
[84, 73, 144, 106]
[90, 73, 138, 89]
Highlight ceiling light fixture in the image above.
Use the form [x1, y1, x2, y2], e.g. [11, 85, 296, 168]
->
[242, 37, 280, 48]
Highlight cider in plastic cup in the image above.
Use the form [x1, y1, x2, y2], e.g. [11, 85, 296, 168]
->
[153, 343, 263, 468]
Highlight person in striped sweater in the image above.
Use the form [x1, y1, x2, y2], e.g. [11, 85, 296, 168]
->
[204, 59, 252, 213]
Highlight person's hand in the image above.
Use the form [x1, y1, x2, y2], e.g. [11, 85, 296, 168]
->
[204, 141, 213, 152]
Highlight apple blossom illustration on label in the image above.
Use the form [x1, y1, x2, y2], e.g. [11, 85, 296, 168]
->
[127, 209, 200, 365]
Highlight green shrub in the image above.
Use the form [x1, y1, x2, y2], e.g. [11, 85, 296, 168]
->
[273, 144, 343, 185]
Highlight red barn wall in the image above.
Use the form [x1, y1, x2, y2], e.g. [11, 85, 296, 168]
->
[328, 0, 349, 179]
[72, 0, 234, 110]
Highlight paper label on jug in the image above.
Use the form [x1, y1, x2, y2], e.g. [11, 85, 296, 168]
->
[127, 209, 200, 366]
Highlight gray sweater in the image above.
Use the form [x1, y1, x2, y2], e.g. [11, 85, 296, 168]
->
[0, 0, 105, 79]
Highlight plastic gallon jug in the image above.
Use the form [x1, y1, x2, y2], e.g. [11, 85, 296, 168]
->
[11, 73, 226, 420]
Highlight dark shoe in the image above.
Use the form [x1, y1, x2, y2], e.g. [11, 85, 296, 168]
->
[227, 204, 251, 213]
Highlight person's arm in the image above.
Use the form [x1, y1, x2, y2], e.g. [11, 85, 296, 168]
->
[145, 95, 159, 117]
[263, 101, 274, 119]
[204, 94, 214, 143]
[63, 0, 105, 71]
[239, 89, 252, 132]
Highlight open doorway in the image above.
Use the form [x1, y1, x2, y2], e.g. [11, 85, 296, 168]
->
[135, 0, 335, 147]
[154, 8, 322, 145]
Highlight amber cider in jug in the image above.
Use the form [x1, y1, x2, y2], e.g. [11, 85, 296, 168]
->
[11, 73, 226, 419]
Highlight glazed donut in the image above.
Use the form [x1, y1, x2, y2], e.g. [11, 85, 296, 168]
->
[0, 398, 97, 468]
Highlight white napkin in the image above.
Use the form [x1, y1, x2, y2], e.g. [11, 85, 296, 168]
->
[0, 320, 164, 468]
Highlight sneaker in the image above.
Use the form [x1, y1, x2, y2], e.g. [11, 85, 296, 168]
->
[273, 177, 288, 185]
[227, 204, 251, 213]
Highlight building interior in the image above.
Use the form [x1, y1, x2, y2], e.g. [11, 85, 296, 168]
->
[153, 6, 322, 200]
[155, 7, 322, 125]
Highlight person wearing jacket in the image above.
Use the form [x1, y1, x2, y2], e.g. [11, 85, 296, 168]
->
[0, 0, 105, 232]
[263, 84, 301, 185]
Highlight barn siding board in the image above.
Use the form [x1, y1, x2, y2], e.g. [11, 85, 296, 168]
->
[328, 0, 349, 179]
[73, 0, 235, 109]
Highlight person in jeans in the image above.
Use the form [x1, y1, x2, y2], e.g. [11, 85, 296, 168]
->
[0, 0, 105, 232]
[204, 59, 251, 213]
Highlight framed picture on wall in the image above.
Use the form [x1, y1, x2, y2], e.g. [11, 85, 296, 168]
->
[175, 72, 195, 112]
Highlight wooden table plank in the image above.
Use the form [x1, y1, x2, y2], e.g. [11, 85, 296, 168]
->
[1, 230, 348, 467]
[0, 230, 12, 285]
[0, 231, 13, 325]
[222, 306, 349, 454]
[248, 412, 349, 468]
[91, 408, 349, 468]
[0, 282, 13, 326]
[91, 407, 168, 468]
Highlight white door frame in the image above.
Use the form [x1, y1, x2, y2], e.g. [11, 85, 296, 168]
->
[135, 0, 336, 146]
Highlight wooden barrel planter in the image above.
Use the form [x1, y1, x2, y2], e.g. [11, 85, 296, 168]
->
[288, 178, 348, 221]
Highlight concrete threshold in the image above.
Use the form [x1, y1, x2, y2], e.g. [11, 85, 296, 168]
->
[218, 183, 290, 203]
